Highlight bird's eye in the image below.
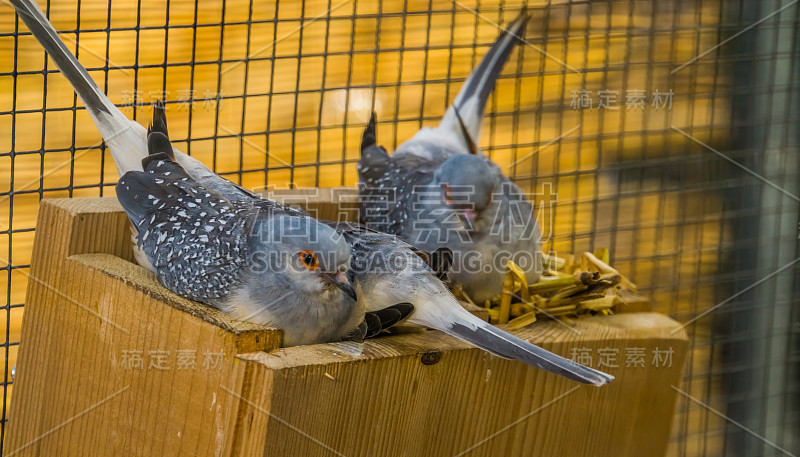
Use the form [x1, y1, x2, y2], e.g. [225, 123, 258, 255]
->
[299, 250, 318, 271]
[443, 184, 452, 204]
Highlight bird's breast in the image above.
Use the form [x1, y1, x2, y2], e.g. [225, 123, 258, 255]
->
[219, 286, 363, 347]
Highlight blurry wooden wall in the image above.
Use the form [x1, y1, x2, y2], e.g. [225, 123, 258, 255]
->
[0, 0, 749, 455]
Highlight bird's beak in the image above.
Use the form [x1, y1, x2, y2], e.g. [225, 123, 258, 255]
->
[463, 209, 476, 224]
[458, 208, 477, 229]
[326, 271, 357, 301]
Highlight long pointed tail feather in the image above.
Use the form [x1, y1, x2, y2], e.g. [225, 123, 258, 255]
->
[9, 0, 146, 175]
[440, 10, 529, 146]
[417, 304, 614, 386]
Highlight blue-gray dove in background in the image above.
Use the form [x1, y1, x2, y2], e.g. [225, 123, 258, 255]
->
[358, 12, 543, 304]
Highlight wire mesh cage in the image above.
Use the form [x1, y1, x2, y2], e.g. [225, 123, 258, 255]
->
[1, 0, 799, 455]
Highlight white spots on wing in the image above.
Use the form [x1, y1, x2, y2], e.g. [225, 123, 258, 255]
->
[129, 160, 332, 304]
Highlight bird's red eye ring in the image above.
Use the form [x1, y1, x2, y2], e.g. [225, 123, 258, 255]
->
[442, 184, 452, 204]
[299, 250, 318, 271]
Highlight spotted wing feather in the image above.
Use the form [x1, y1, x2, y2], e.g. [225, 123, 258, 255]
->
[357, 148, 438, 235]
[116, 158, 255, 303]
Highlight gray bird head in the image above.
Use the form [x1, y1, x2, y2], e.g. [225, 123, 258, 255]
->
[248, 214, 356, 304]
[433, 154, 499, 227]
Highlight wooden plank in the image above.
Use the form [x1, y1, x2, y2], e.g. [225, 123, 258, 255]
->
[4, 199, 280, 457]
[6, 197, 688, 457]
[225, 313, 688, 457]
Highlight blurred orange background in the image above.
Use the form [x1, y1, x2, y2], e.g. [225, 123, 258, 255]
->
[0, 0, 740, 454]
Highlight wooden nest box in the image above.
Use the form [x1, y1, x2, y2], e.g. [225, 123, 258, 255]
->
[5, 189, 688, 457]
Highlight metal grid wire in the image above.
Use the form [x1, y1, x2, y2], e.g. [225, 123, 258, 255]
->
[1, 0, 799, 455]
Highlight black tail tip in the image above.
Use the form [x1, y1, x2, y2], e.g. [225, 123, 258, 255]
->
[148, 100, 169, 139]
[361, 112, 377, 153]
[147, 100, 174, 161]
[147, 132, 173, 156]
